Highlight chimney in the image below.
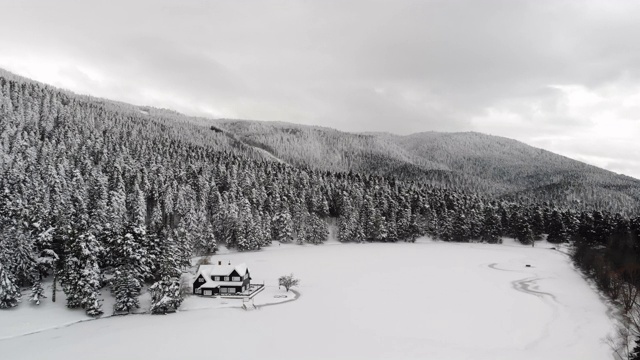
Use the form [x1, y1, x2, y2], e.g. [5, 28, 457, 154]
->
[218, 261, 222, 265]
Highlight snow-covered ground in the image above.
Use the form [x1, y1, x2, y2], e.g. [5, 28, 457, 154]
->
[0, 239, 615, 360]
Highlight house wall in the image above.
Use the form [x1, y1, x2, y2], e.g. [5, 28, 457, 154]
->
[192, 269, 252, 295]
[193, 274, 206, 294]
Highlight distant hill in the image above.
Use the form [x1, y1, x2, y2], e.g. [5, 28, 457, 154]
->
[1, 67, 637, 215]
[214, 119, 640, 215]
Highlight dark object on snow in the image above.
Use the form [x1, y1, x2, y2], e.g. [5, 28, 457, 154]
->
[525, 264, 531, 267]
[551, 247, 557, 250]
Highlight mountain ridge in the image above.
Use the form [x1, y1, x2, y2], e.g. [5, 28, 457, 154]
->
[1, 67, 638, 215]
[213, 118, 640, 215]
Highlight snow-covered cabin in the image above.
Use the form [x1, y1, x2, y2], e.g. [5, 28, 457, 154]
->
[193, 261, 251, 296]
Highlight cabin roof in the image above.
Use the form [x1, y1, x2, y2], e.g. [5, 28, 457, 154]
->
[198, 263, 248, 277]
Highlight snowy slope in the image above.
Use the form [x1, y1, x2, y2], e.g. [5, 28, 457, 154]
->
[0, 241, 615, 360]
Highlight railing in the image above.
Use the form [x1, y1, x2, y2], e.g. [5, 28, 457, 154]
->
[219, 283, 265, 299]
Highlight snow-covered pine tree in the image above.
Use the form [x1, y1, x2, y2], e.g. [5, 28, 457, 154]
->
[112, 267, 142, 313]
[546, 210, 568, 243]
[386, 209, 398, 242]
[530, 207, 545, 240]
[199, 220, 217, 255]
[396, 198, 412, 241]
[107, 179, 151, 313]
[235, 198, 260, 251]
[29, 281, 46, 305]
[149, 276, 183, 314]
[259, 213, 272, 247]
[480, 206, 502, 244]
[87, 166, 109, 245]
[338, 196, 357, 242]
[59, 170, 104, 316]
[3, 227, 38, 286]
[451, 213, 470, 242]
[0, 262, 21, 309]
[371, 209, 388, 242]
[511, 211, 534, 245]
[272, 209, 293, 243]
[60, 230, 104, 316]
[361, 194, 376, 240]
[307, 213, 328, 244]
[107, 166, 127, 240]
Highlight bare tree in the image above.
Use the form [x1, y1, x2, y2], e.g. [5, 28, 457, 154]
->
[620, 268, 640, 313]
[278, 274, 300, 292]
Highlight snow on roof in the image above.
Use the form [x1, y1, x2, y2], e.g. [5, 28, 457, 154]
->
[196, 263, 249, 289]
[196, 263, 249, 282]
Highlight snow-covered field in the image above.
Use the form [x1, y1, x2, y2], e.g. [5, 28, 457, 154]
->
[0, 239, 615, 360]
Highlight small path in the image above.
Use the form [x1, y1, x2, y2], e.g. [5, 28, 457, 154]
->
[487, 262, 560, 349]
[488, 262, 517, 272]
[0, 313, 123, 342]
[256, 289, 300, 309]
[512, 277, 558, 303]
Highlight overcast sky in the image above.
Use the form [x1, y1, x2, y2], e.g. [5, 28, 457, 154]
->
[1, 0, 639, 179]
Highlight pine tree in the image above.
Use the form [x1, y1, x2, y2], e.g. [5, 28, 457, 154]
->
[371, 209, 388, 242]
[396, 200, 413, 241]
[480, 206, 502, 244]
[547, 210, 568, 244]
[107, 167, 127, 238]
[530, 207, 545, 240]
[3, 227, 37, 286]
[29, 281, 46, 305]
[451, 213, 470, 242]
[272, 209, 293, 243]
[0, 262, 21, 309]
[306, 213, 328, 244]
[295, 213, 309, 245]
[60, 230, 104, 316]
[512, 212, 534, 245]
[59, 170, 104, 316]
[112, 268, 142, 313]
[149, 277, 183, 314]
[338, 196, 358, 242]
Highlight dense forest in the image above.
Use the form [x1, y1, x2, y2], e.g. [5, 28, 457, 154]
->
[218, 119, 640, 216]
[0, 70, 640, 356]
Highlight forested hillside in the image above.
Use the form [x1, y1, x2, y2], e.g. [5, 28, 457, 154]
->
[217, 120, 640, 215]
[0, 70, 639, 323]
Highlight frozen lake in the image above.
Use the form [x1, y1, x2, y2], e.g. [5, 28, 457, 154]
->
[0, 239, 615, 360]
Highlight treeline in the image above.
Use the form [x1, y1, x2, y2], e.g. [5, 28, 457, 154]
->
[0, 73, 639, 321]
[218, 120, 640, 216]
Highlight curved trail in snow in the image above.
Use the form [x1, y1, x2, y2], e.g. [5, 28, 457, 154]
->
[512, 277, 559, 303]
[487, 262, 560, 349]
[487, 262, 522, 272]
[256, 289, 300, 309]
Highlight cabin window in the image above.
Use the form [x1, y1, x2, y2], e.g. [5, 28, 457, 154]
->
[232, 276, 241, 282]
[227, 288, 235, 294]
[198, 278, 205, 283]
[214, 276, 220, 281]
[220, 288, 227, 293]
[224, 276, 229, 281]
[196, 288, 202, 294]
